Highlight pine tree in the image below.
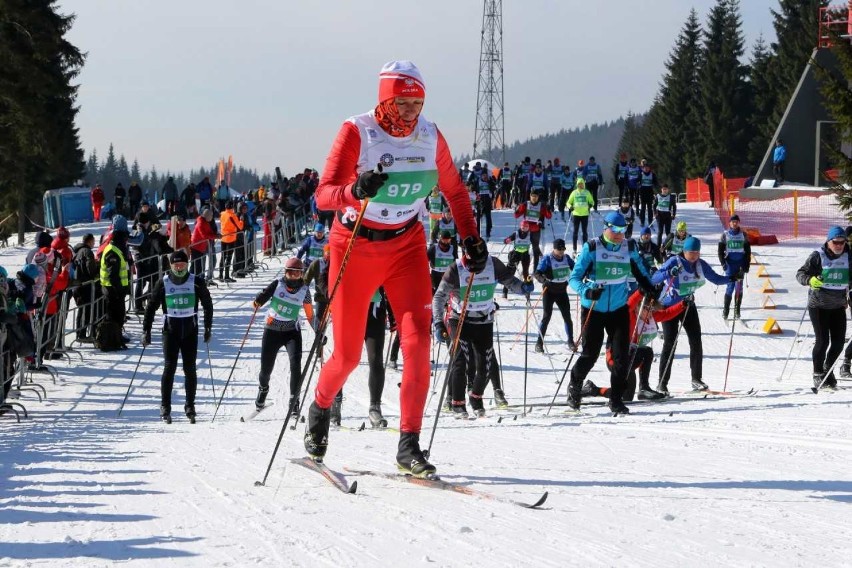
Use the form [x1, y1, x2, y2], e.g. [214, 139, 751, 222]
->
[130, 158, 141, 184]
[117, 154, 130, 188]
[692, 0, 752, 176]
[615, 112, 643, 163]
[747, 35, 775, 166]
[0, 1, 85, 242]
[815, 20, 852, 218]
[84, 149, 100, 185]
[638, 8, 703, 190]
[101, 143, 118, 198]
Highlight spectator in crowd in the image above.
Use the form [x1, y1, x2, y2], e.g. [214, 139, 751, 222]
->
[128, 181, 143, 218]
[219, 201, 243, 283]
[191, 207, 218, 277]
[114, 183, 126, 215]
[196, 176, 213, 209]
[704, 161, 717, 208]
[163, 177, 179, 216]
[91, 184, 105, 221]
[773, 139, 786, 187]
[71, 233, 99, 342]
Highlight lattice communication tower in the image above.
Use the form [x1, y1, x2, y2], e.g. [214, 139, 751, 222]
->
[473, 0, 505, 165]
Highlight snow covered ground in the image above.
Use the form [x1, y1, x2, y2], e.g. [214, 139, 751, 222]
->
[1, 203, 850, 567]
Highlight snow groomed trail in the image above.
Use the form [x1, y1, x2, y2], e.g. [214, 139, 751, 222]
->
[1, 203, 850, 567]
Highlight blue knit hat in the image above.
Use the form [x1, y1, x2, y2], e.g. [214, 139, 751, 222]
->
[827, 226, 846, 241]
[683, 236, 701, 252]
[641, 226, 652, 236]
[314, 223, 326, 233]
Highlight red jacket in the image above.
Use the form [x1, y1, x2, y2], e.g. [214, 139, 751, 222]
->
[514, 201, 552, 233]
[191, 216, 218, 253]
[627, 290, 683, 343]
[91, 187, 105, 204]
[39, 247, 70, 316]
[315, 119, 478, 240]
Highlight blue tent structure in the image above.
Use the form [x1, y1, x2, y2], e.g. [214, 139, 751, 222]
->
[43, 186, 93, 228]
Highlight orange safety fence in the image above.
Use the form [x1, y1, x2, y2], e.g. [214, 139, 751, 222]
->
[685, 167, 849, 241]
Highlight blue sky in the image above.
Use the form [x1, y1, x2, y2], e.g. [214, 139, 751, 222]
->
[60, 0, 779, 178]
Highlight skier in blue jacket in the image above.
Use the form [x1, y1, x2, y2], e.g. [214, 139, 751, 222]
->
[567, 211, 655, 414]
[651, 236, 737, 394]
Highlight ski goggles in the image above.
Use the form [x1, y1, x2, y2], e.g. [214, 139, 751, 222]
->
[606, 223, 628, 234]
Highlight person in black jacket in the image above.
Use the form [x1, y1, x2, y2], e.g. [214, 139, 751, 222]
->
[533, 239, 576, 353]
[142, 250, 214, 423]
[252, 257, 313, 417]
[71, 234, 100, 342]
[796, 226, 852, 390]
[128, 182, 143, 218]
[114, 183, 126, 215]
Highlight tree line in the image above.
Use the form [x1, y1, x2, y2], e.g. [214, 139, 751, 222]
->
[82, 143, 274, 202]
[616, 0, 826, 191]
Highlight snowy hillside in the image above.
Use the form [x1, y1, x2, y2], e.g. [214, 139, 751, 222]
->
[1, 203, 851, 567]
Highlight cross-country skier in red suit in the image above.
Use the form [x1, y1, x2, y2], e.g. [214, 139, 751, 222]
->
[304, 61, 488, 477]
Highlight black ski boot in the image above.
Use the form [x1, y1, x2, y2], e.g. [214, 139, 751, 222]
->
[567, 376, 582, 411]
[841, 361, 852, 379]
[255, 386, 269, 411]
[368, 403, 387, 428]
[451, 401, 469, 419]
[722, 294, 731, 321]
[160, 405, 171, 424]
[813, 372, 825, 390]
[388, 359, 398, 371]
[581, 379, 599, 398]
[288, 395, 300, 418]
[534, 338, 544, 353]
[493, 388, 508, 408]
[823, 371, 838, 390]
[734, 295, 743, 320]
[304, 402, 331, 461]
[330, 393, 342, 426]
[691, 379, 709, 391]
[502, 287, 509, 300]
[656, 379, 670, 396]
[468, 393, 485, 418]
[637, 381, 665, 400]
[396, 432, 436, 478]
[185, 404, 196, 424]
[609, 399, 630, 415]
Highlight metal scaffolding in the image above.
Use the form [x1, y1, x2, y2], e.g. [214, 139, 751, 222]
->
[473, 0, 505, 165]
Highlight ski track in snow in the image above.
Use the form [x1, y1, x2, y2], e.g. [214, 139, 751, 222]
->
[1, 205, 851, 567]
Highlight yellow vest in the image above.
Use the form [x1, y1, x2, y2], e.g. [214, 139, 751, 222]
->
[100, 243, 129, 288]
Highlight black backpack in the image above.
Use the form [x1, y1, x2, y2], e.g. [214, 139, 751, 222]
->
[94, 320, 126, 352]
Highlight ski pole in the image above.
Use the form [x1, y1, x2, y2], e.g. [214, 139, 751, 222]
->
[547, 299, 596, 416]
[255, 193, 371, 487]
[430, 340, 443, 393]
[621, 295, 648, 395]
[212, 306, 258, 422]
[384, 329, 396, 370]
[509, 287, 546, 348]
[722, 279, 742, 391]
[523, 296, 531, 416]
[529, 306, 562, 384]
[494, 309, 505, 391]
[777, 306, 809, 382]
[117, 344, 147, 417]
[205, 341, 217, 400]
[426, 271, 476, 459]
[659, 300, 693, 389]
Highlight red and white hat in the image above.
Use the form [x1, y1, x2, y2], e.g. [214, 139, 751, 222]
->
[378, 60, 426, 103]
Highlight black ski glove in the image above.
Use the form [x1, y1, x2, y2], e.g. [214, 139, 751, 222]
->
[433, 321, 450, 346]
[462, 236, 488, 274]
[352, 165, 388, 200]
[585, 285, 603, 301]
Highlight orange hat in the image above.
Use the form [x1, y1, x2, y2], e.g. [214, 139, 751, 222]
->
[378, 61, 426, 103]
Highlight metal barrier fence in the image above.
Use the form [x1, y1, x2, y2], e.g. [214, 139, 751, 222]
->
[0, 205, 314, 422]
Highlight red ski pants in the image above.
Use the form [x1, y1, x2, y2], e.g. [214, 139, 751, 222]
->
[314, 224, 432, 433]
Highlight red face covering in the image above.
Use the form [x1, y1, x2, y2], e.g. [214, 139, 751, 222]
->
[374, 100, 418, 138]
